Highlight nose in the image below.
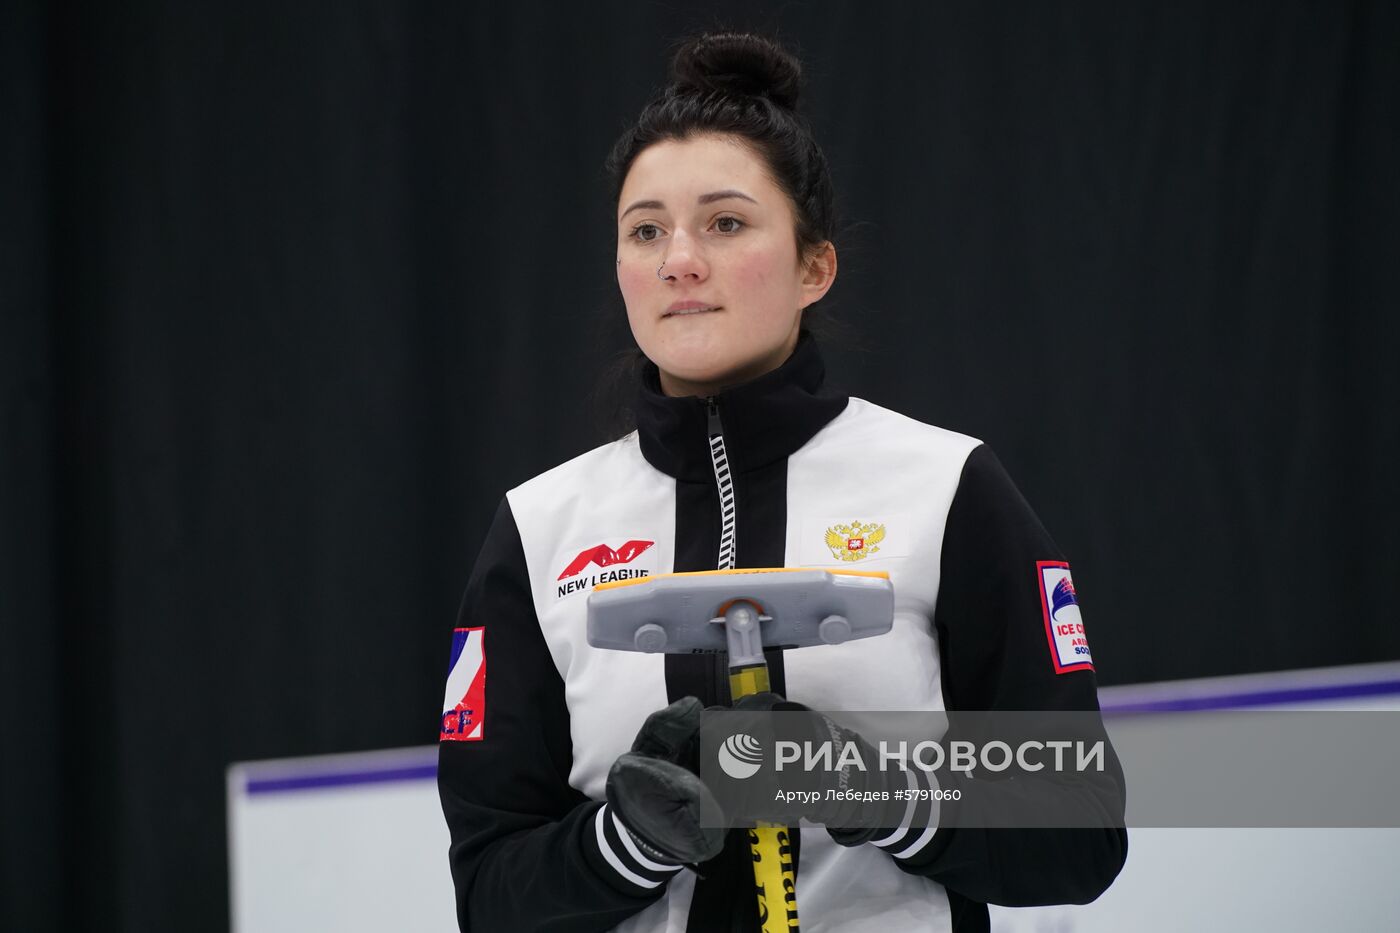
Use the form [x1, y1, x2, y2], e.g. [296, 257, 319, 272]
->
[659, 228, 708, 282]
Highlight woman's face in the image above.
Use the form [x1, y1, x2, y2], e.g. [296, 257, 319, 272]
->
[616, 133, 836, 397]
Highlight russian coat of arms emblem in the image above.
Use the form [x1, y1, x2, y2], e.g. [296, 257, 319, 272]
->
[824, 520, 886, 561]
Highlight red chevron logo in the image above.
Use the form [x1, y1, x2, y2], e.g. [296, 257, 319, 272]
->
[556, 540, 655, 580]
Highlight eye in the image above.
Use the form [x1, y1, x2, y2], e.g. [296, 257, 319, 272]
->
[714, 216, 745, 234]
[629, 222, 662, 242]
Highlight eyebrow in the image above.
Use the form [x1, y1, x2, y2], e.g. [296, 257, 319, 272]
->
[619, 189, 758, 220]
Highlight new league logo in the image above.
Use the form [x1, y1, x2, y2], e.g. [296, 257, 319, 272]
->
[555, 539, 656, 598]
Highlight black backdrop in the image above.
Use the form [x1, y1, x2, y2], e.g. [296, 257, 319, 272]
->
[4, 2, 1398, 930]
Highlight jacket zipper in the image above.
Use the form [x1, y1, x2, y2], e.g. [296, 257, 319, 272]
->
[706, 397, 737, 571]
[705, 399, 768, 929]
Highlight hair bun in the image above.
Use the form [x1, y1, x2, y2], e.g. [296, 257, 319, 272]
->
[670, 32, 803, 110]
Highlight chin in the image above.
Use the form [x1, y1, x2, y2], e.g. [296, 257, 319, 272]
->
[650, 333, 732, 377]
[642, 325, 790, 392]
[663, 353, 772, 392]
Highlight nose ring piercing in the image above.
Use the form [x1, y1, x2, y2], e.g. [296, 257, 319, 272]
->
[657, 262, 669, 281]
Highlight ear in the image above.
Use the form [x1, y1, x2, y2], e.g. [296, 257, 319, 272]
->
[798, 241, 837, 310]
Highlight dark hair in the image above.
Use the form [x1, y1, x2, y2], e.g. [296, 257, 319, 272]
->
[605, 32, 836, 265]
[591, 32, 842, 439]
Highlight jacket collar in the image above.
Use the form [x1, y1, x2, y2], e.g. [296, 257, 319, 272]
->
[635, 331, 849, 483]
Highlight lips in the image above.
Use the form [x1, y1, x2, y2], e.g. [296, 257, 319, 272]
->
[664, 300, 722, 317]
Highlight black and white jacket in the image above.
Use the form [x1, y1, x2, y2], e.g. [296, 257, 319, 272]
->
[437, 333, 1127, 932]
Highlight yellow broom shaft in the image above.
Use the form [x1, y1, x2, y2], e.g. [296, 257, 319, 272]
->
[729, 664, 799, 932]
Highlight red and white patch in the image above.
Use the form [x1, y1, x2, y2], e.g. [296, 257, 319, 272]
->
[1037, 561, 1094, 674]
[440, 627, 485, 741]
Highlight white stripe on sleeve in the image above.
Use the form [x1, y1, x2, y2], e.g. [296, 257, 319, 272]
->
[593, 804, 671, 889]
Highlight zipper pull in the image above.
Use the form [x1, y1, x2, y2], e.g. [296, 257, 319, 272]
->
[706, 396, 723, 437]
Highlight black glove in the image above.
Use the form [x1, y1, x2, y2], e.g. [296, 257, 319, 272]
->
[605, 696, 726, 865]
[729, 692, 939, 848]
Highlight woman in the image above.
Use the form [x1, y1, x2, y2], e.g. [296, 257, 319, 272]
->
[438, 32, 1126, 933]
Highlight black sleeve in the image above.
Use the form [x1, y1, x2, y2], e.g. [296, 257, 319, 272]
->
[437, 498, 683, 932]
[887, 444, 1128, 907]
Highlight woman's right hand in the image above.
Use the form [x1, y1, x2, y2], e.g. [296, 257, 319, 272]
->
[605, 696, 727, 865]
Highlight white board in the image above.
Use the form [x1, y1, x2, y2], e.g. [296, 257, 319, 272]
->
[227, 661, 1400, 932]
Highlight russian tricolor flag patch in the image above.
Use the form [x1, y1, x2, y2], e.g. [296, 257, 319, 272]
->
[440, 627, 486, 741]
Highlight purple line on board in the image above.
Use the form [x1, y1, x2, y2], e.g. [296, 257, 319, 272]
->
[1101, 678, 1400, 714]
[237, 675, 1400, 794]
[246, 762, 438, 796]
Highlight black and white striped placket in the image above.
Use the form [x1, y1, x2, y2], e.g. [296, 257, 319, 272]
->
[706, 398, 737, 571]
